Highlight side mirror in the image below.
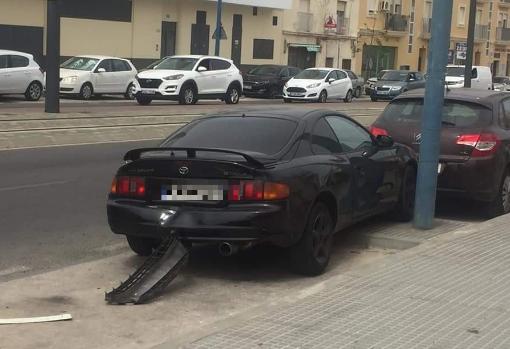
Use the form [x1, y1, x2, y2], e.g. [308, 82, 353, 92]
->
[197, 66, 208, 72]
[328, 78, 336, 84]
[97, 68, 106, 73]
[375, 135, 394, 148]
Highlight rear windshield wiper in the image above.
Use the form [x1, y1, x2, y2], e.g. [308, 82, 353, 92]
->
[442, 120, 456, 126]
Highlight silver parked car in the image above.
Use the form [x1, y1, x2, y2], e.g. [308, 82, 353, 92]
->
[345, 70, 364, 98]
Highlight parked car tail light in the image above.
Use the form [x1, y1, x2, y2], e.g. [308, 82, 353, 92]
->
[111, 176, 146, 197]
[369, 126, 389, 137]
[228, 181, 289, 201]
[456, 133, 500, 157]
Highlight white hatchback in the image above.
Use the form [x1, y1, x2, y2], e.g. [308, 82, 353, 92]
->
[59, 56, 137, 99]
[134, 55, 243, 105]
[0, 50, 44, 101]
[283, 68, 353, 103]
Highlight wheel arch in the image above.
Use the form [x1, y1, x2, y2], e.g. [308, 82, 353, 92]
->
[312, 190, 338, 230]
[228, 79, 242, 92]
[180, 79, 198, 93]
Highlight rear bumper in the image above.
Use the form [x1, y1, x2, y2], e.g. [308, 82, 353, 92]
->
[437, 156, 503, 202]
[107, 199, 297, 246]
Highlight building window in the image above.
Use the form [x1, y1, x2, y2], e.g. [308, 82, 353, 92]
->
[59, 0, 132, 22]
[342, 59, 351, 70]
[458, 6, 466, 26]
[325, 57, 334, 68]
[253, 7, 258, 16]
[408, 0, 415, 54]
[273, 16, 278, 26]
[253, 39, 274, 59]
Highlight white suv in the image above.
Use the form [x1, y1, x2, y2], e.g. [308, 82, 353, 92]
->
[59, 56, 137, 100]
[134, 55, 243, 105]
[0, 50, 44, 101]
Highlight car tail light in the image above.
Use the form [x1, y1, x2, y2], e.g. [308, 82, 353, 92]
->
[369, 126, 389, 137]
[111, 176, 146, 197]
[228, 181, 289, 201]
[456, 133, 500, 157]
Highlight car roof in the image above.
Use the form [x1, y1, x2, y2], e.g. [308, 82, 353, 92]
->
[394, 88, 507, 108]
[74, 55, 128, 60]
[203, 108, 348, 122]
[0, 49, 33, 57]
[169, 55, 232, 61]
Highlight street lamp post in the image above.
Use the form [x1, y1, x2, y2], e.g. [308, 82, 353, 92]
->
[413, 0, 454, 229]
[464, 0, 477, 88]
[45, 0, 60, 113]
[214, 0, 223, 56]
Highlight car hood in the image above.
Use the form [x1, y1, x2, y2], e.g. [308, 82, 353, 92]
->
[243, 74, 278, 83]
[287, 78, 324, 88]
[59, 69, 91, 78]
[137, 69, 188, 78]
[375, 81, 406, 88]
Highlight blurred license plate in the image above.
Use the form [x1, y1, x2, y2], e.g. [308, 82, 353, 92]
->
[289, 92, 303, 97]
[142, 90, 156, 95]
[161, 184, 224, 201]
[244, 85, 252, 90]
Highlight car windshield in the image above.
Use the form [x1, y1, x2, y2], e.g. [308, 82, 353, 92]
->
[377, 70, 388, 79]
[162, 117, 298, 156]
[60, 57, 99, 71]
[494, 77, 508, 83]
[446, 67, 466, 77]
[380, 71, 408, 81]
[381, 99, 492, 127]
[248, 66, 280, 75]
[294, 70, 329, 80]
[152, 57, 199, 71]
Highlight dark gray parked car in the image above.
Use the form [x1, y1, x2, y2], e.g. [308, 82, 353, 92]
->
[371, 70, 426, 101]
[345, 70, 364, 98]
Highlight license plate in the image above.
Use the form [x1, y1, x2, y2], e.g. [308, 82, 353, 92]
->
[142, 90, 156, 95]
[161, 184, 224, 201]
[289, 92, 304, 97]
[244, 85, 252, 90]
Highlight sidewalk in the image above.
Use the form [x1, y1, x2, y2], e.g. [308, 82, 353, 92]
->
[181, 214, 510, 349]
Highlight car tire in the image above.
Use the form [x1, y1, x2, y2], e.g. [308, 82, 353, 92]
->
[343, 89, 353, 103]
[289, 202, 334, 276]
[393, 165, 417, 222]
[124, 83, 136, 100]
[354, 87, 362, 98]
[179, 84, 198, 105]
[24, 81, 43, 101]
[136, 95, 153, 105]
[283, 98, 292, 103]
[80, 83, 93, 100]
[371, 97, 378, 102]
[225, 84, 241, 104]
[126, 236, 162, 257]
[318, 90, 328, 103]
[485, 169, 510, 218]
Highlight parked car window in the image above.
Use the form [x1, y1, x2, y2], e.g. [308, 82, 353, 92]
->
[153, 57, 198, 71]
[380, 71, 408, 81]
[162, 117, 297, 156]
[96, 59, 113, 72]
[0, 55, 8, 69]
[289, 67, 301, 76]
[211, 59, 231, 71]
[381, 99, 492, 127]
[248, 65, 280, 75]
[337, 71, 348, 79]
[325, 116, 373, 152]
[326, 71, 336, 81]
[61, 57, 99, 71]
[346, 71, 356, 80]
[311, 118, 342, 154]
[280, 68, 289, 77]
[415, 73, 424, 80]
[112, 59, 129, 72]
[10, 55, 29, 68]
[123, 61, 133, 71]
[501, 99, 510, 129]
[197, 59, 211, 71]
[294, 69, 329, 80]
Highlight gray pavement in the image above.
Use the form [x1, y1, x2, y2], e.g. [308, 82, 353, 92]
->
[182, 214, 510, 349]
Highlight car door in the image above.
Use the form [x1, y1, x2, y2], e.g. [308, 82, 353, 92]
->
[7, 55, 31, 93]
[325, 71, 339, 98]
[279, 68, 291, 91]
[210, 59, 231, 94]
[93, 59, 114, 93]
[0, 55, 14, 94]
[325, 115, 398, 217]
[194, 59, 216, 94]
[111, 59, 131, 93]
[336, 70, 350, 98]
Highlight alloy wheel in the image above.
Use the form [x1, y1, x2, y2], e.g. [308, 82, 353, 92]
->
[29, 83, 41, 100]
[502, 175, 510, 213]
[82, 85, 92, 99]
[230, 88, 239, 103]
[319, 91, 327, 103]
[311, 211, 332, 264]
[184, 88, 194, 104]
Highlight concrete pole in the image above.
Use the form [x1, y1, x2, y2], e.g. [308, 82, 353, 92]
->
[464, 0, 477, 88]
[45, 0, 60, 113]
[215, 0, 223, 56]
[413, 0, 453, 229]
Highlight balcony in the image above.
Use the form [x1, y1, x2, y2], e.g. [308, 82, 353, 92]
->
[475, 24, 489, 41]
[296, 12, 313, 33]
[337, 16, 350, 35]
[385, 14, 408, 36]
[421, 17, 432, 39]
[496, 27, 510, 44]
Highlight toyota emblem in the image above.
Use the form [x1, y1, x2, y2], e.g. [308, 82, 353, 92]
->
[179, 166, 190, 175]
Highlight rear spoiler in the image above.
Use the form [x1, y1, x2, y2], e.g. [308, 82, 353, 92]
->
[123, 147, 266, 168]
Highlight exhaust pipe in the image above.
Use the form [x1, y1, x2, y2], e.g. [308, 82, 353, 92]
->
[218, 242, 239, 257]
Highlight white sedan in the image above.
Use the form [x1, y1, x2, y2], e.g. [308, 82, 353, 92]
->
[283, 68, 353, 103]
[59, 56, 137, 100]
[0, 50, 44, 101]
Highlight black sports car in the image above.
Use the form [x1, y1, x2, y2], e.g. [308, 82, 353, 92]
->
[107, 109, 417, 275]
[243, 65, 301, 98]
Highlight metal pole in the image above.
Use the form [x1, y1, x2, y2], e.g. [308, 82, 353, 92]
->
[413, 0, 453, 229]
[464, 0, 476, 88]
[214, 0, 222, 56]
[45, 0, 60, 113]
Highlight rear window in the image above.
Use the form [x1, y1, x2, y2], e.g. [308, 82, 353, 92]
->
[162, 117, 298, 155]
[381, 99, 492, 127]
